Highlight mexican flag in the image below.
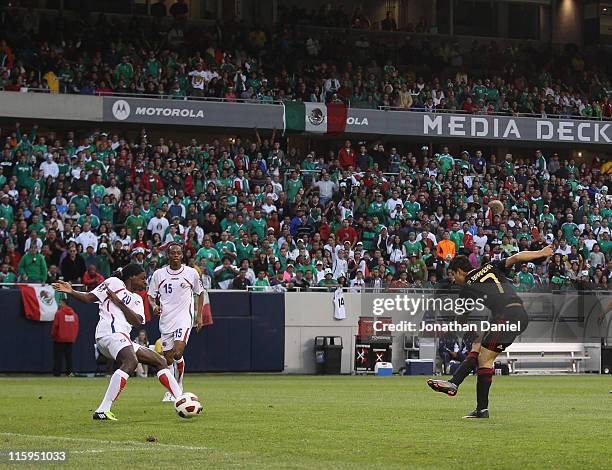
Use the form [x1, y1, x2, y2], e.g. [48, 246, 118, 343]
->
[202, 291, 213, 326]
[19, 284, 59, 321]
[283, 102, 347, 134]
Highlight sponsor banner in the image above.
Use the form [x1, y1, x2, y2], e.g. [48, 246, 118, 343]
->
[103, 97, 282, 128]
[102, 96, 612, 144]
[345, 110, 612, 144]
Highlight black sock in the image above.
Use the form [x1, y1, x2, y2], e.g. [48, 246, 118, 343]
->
[449, 351, 479, 386]
[476, 367, 494, 411]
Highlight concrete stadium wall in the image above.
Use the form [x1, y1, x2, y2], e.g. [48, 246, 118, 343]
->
[283, 291, 612, 374]
[0, 92, 103, 122]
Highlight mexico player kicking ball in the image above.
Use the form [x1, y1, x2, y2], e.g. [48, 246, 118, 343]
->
[427, 245, 553, 419]
[52, 264, 183, 421]
[148, 243, 205, 402]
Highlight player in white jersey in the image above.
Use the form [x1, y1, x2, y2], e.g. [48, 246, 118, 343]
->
[52, 264, 183, 421]
[148, 243, 205, 401]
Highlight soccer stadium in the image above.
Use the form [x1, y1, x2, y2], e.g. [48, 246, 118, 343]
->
[0, 0, 611, 468]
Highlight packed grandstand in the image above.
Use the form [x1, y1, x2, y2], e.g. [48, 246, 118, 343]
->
[1, 5, 612, 118]
[0, 3, 611, 293]
[0, 120, 610, 292]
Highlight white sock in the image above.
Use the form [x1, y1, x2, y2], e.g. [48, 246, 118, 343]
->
[96, 369, 129, 413]
[175, 357, 185, 388]
[157, 368, 182, 397]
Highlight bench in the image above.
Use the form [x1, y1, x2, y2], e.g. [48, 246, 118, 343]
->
[500, 343, 589, 374]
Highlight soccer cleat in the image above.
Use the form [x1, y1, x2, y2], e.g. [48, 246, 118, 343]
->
[162, 391, 176, 402]
[93, 411, 117, 421]
[427, 379, 458, 396]
[463, 409, 489, 419]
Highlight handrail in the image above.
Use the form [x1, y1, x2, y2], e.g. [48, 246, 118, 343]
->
[15, 87, 286, 105]
[12, 88, 608, 121]
[294, 24, 546, 46]
[375, 106, 611, 120]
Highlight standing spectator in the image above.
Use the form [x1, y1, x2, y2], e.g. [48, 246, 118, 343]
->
[151, 0, 167, 17]
[381, 11, 397, 31]
[169, 0, 189, 18]
[60, 244, 86, 283]
[338, 141, 356, 169]
[51, 297, 79, 377]
[18, 245, 48, 283]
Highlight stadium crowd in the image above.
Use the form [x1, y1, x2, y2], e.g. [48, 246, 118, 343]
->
[0, 121, 610, 292]
[1, 5, 612, 117]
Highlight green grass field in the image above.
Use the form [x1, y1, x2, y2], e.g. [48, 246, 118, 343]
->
[0, 375, 611, 469]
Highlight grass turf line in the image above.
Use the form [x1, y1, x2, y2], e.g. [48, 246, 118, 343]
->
[0, 375, 610, 469]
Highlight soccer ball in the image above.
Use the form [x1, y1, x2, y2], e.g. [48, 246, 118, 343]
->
[174, 392, 203, 419]
[488, 200, 504, 215]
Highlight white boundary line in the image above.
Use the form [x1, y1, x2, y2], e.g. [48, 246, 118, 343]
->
[0, 432, 211, 452]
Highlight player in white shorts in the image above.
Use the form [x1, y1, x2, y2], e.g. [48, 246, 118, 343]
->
[52, 263, 183, 421]
[148, 243, 205, 401]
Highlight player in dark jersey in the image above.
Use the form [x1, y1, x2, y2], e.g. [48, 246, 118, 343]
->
[427, 245, 553, 418]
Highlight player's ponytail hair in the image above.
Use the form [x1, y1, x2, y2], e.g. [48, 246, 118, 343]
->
[113, 263, 145, 282]
[448, 255, 473, 273]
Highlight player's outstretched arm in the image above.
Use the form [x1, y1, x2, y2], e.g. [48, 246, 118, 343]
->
[52, 280, 97, 303]
[504, 244, 554, 268]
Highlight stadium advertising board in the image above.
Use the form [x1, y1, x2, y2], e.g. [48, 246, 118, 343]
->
[102, 97, 281, 128]
[345, 109, 612, 144]
[102, 96, 611, 144]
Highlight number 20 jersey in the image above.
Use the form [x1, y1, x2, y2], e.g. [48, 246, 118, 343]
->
[148, 265, 204, 334]
[91, 277, 145, 339]
[460, 260, 522, 314]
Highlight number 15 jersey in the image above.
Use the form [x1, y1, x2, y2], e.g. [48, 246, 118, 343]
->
[148, 265, 204, 334]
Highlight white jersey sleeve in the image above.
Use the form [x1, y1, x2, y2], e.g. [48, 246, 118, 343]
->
[147, 270, 161, 299]
[191, 267, 204, 295]
[92, 277, 124, 303]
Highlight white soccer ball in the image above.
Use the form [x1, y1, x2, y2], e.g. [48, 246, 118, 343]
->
[174, 392, 203, 419]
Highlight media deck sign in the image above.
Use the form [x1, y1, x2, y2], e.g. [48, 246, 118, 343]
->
[421, 114, 612, 143]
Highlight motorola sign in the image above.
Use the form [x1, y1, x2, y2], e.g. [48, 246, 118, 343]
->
[102, 97, 281, 129]
[111, 100, 131, 120]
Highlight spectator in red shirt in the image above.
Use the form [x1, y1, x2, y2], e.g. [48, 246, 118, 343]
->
[51, 298, 79, 377]
[338, 140, 356, 169]
[82, 265, 105, 291]
[336, 220, 358, 246]
[140, 171, 164, 194]
[461, 97, 475, 113]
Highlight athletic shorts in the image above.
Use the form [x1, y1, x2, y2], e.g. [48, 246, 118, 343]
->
[96, 333, 141, 360]
[481, 304, 529, 353]
[160, 320, 192, 352]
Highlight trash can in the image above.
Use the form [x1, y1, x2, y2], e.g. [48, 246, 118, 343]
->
[314, 336, 343, 374]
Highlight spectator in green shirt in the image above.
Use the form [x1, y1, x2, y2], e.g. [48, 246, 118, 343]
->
[18, 245, 48, 283]
[0, 263, 17, 283]
[517, 264, 535, 292]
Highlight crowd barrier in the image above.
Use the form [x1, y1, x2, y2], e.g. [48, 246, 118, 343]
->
[2, 287, 611, 374]
[0, 290, 284, 373]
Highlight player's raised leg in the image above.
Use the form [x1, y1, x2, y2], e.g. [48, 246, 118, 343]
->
[427, 340, 480, 396]
[93, 345, 138, 421]
[137, 346, 182, 398]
